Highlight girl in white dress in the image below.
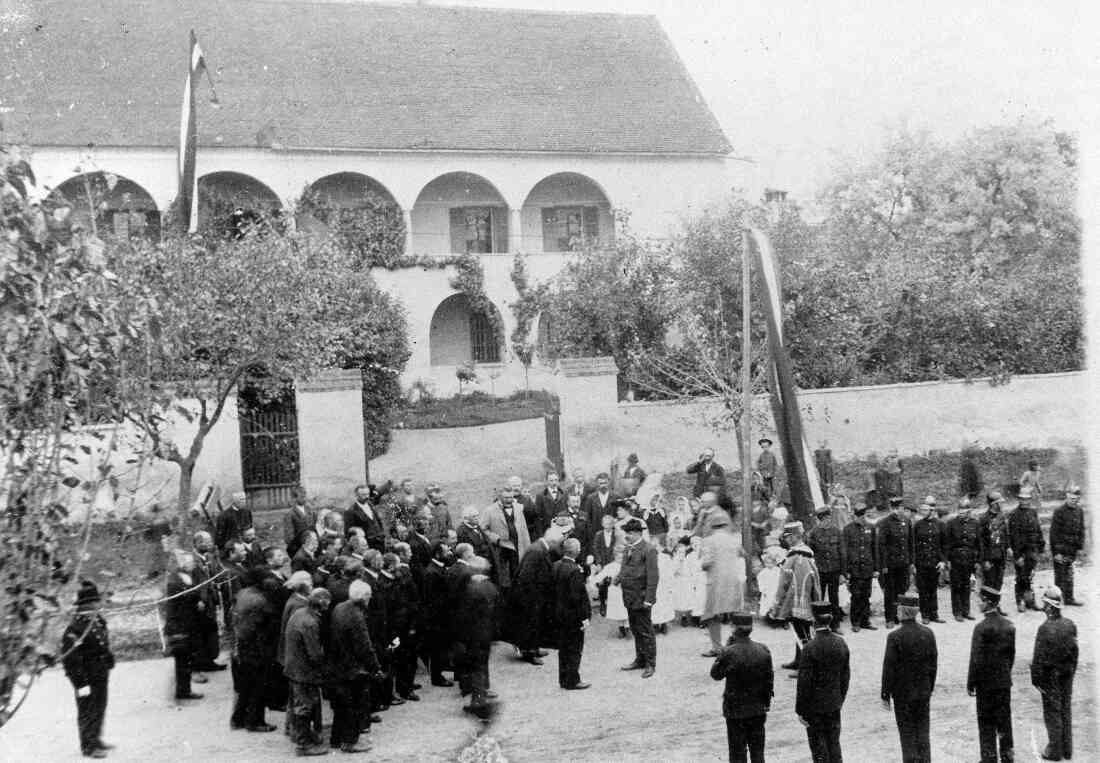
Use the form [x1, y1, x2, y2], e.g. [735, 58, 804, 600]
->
[671, 536, 696, 625]
[589, 560, 629, 637]
[688, 535, 707, 625]
[756, 544, 787, 623]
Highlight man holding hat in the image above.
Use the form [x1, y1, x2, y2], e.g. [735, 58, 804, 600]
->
[796, 602, 850, 763]
[842, 501, 878, 632]
[979, 491, 1009, 592]
[1031, 585, 1078, 761]
[967, 585, 1015, 762]
[1049, 485, 1085, 606]
[62, 580, 115, 759]
[617, 517, 659, 678]
[1007, 490, 1045, 612]
[912, 496, 947, 624]
[881, 593, 938, 762]
[807, 505, 846, 630]
[877, 497, 914, 627]
[769, 521, 821, 672]
[710, 613, 774, 763]
[945, 497, 981, 621]
[756, 438, 776, 501]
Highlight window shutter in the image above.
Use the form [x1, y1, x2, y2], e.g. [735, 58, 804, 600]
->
[493, 207, 508, 253]
[449, 208, 466, 254]
[583, 206, 599, 246]
[541, 208, 557, 252]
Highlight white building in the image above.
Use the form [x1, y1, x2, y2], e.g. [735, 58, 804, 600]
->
[7, 0, 736, 504]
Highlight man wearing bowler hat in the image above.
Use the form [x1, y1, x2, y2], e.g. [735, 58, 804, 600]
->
[62, 580, 116, 758]
[967, 585, 1015, 763]
[617, 518, 659, 678]
[755, 438, 777, 501]
[710, 613, 773, 763]
[881, 592, 937, 762]
[796, 602, 850, 763]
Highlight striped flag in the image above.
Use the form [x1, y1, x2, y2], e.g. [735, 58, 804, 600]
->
[177, 30, 206, 233]
[747, 228, 824, 523]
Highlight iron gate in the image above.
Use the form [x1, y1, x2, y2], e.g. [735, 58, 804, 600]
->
[238, 382, 300, 510]
[544, 411, 564, 477]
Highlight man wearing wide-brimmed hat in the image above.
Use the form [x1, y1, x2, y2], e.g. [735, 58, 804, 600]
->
[881, 593, 937, 762]
[62, 580, 116, 759]
[967, 585, 1015, 762]
[710, 612, 773, 763]
[755, 438, 777, 501]
[1031, 585, 1078, 761]
[796, 602, 850, 763]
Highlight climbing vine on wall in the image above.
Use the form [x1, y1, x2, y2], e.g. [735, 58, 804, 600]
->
[449, 252, 504, 338]
[508, 254, 548, 369]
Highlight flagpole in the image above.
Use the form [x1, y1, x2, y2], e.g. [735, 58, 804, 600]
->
[741, 230, 753, 599]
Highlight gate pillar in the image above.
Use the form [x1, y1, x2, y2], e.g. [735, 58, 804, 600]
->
[296, 370, 366, 506]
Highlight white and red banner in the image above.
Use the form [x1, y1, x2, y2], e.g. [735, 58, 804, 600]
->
[177, 30, 206, 233]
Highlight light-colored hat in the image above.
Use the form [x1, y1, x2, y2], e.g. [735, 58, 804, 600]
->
[285, 570, 313, 589]
[1042, 586, 1063, 609]
[783, 520, 804, 534]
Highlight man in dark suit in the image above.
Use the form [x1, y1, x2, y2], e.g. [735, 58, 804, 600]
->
[1008, 492, 1045, 612]
[978, 491, 1009, 592]
[881, 593, 938, 762]
[559, 493, 590, 560]
[456, 506, 493, 561]
[553, 538, 591, 690]
[230, 571, 278, 734]
[617, 518, 659, 678]
[877, 497, 914, 627]
[567, 469, 595, 504]
[588, 514, 619, 617]
[620, 452, 647, 497]
[283, 588, 331, 756]
[456, 556, 499, 719]
[1032, 585, 1078, 761]
[710, 612, 773, 763]
[535, 471, 568, 540]
[514, 533, 557, 665]
[945, 497, 981, 621]
[582, 473, 617, 534]
[164, 552, 204, 701]
[797, 603, 850, 763]
[283, 487, 315, 558]
[967, 585, 1015, 763]
[61, 581, 115, 758]
[328, 580, 381, 752]
[214, 491, 253, 552]
[1049, 485, 1085, 606]
[344, 484, 389, 552]
[687, 447, 726, 499]
[361, 551, 392, 713]
[807, 505, 846, 628]
[421, 542, 455, 687]
[842, 502, 878, 631]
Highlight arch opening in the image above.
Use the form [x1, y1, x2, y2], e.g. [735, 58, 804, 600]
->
[429, 293, 504, 367]
[521, 172, 613, 252]
[413, 172, 509, 254]
[49, 172, 160, 240]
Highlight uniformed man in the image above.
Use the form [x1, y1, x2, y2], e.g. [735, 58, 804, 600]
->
[1049, 485, 1085, 606]
[1031, 585, 1077, 761]
[912, 497, 947, 624]
[978, 491, 1009, 591]
[877, 497, 913, 627]
[967, 585, 1015, 762]
[881, 593, 937, 762]
[806, 505, 846, 629]
[944, 497, 981, 621]
[756, 438, 777, 501]
[842, 502, 878, 632]
[1007, 492, 1045, 612]
[61, 580, 116, 759]
[796, 603, 850, 763]
[710, 613, 774, 763]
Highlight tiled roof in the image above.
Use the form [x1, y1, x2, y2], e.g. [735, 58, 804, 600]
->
[2, 0, 732, 155]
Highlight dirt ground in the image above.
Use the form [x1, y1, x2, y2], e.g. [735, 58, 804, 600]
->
[1, 565, 1095, 762]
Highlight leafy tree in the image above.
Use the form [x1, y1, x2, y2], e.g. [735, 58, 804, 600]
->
[541, 226, 677, 396]
[0, 147, 155, 726]
[112, 225, 408, 512]
[508, 255, 547, 398]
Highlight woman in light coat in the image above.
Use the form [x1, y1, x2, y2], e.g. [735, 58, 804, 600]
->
[699, 512, 744, 656]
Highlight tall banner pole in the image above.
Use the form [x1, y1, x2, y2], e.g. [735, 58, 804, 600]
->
[740, 231, 754, 596]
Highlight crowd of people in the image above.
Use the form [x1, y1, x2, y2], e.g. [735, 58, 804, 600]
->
[56, 448, 1086, 762]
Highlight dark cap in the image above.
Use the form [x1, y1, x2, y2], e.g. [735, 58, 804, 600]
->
[979, 585, 1001, 605]
[898, 593, 919, 608]
[730, 613, 754, 627]
[811, 602, 833, 619]
[889, 495, 904, 506]
[75, 580, 102, 607]
[758, 437, 773, 447]
[622, 518, 645, 533]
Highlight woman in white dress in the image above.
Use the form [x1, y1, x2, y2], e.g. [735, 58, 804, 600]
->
[651, 548, 676, 633]
[589, 560, 629, 637]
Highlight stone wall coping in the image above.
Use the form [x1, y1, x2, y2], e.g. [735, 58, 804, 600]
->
[555, 356, 619, 377]
[297, 369, 364, 393]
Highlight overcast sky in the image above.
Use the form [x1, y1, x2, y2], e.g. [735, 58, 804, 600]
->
[443, 0, 1092, 203]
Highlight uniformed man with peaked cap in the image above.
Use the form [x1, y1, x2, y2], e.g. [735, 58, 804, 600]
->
[881, 592, 937, 762]
[968, 585, 1015, 762]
